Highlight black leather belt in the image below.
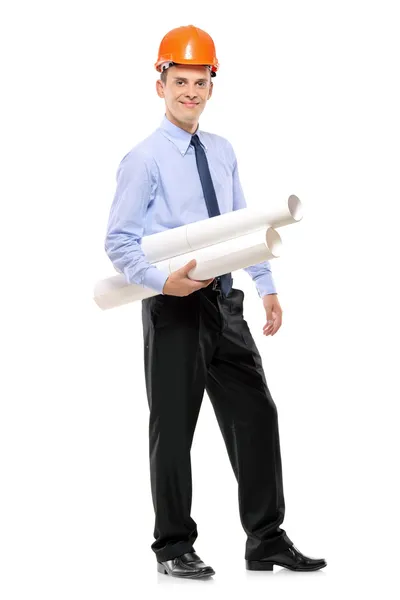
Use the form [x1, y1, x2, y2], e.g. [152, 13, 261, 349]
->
[212, 276, 222, 290]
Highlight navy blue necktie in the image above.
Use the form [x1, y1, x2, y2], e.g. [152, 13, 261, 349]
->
[190, 134, 233, 297]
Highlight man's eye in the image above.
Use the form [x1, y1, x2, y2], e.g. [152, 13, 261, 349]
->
[176, 81, 206, 86]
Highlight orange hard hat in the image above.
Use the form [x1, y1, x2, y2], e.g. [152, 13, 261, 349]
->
[155, 24, 219, 77]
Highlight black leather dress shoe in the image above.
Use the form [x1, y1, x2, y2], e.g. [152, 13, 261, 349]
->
[157, 552, 215, 578]
[246, 544, 327, 572]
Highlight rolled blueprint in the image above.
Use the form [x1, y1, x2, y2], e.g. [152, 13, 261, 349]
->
[94, 227, 282, 310]
[138, 194, 302, 264]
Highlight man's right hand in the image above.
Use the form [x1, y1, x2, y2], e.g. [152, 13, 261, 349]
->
[162, 259, 214, 297]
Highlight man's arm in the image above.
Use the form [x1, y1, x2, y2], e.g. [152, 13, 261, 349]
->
[104, 149, 169, 294]
[230, 143, 277, 297]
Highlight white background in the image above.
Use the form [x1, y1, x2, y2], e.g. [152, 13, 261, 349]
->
[1, 0, 400, 598]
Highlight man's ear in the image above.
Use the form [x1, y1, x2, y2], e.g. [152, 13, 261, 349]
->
[208, 81, 213, 99]
[156, 79, 165, 98]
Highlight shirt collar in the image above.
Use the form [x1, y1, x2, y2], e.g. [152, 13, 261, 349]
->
[158, 114, 208, 156]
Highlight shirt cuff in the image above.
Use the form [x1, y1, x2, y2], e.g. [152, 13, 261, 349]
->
[255, 274, 278, 298]
[142, 266, 169, 295]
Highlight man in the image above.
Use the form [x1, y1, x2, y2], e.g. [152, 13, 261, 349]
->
[105, 24, 326, 578]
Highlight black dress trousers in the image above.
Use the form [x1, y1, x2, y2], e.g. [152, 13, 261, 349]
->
[141, 281, 293, 563]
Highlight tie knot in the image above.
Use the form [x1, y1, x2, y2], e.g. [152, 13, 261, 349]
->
[191, 134, 201, 147]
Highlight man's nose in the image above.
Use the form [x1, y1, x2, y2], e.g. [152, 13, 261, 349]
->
[185, 84, 198, 98]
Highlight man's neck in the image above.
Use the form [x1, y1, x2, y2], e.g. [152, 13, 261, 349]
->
[165, 111, 198, 135]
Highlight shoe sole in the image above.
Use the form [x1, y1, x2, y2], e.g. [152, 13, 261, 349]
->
[157, 562, 215, 578]
[246, 560, 327, 572]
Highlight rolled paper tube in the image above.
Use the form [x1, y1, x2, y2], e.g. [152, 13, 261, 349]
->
[186, 194, 301, 256]
[94, 227, 282, 310]
[132, 194, 302, 265]
[168, 227, 281, 279]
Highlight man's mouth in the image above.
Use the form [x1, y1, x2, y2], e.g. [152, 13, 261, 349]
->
[180, 101, 199, 107]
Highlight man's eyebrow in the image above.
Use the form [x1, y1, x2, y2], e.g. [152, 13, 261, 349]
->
[172, 77, 208, 82]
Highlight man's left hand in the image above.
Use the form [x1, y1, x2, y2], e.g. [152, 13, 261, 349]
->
[262, 293, 283, 336]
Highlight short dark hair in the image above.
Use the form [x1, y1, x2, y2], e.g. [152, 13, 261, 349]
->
[160, 69, 168, 84]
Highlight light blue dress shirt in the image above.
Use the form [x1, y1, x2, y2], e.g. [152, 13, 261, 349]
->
[105, 115, 277, 297]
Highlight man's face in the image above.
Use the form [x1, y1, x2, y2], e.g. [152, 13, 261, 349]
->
[156, 64, 213, 130]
